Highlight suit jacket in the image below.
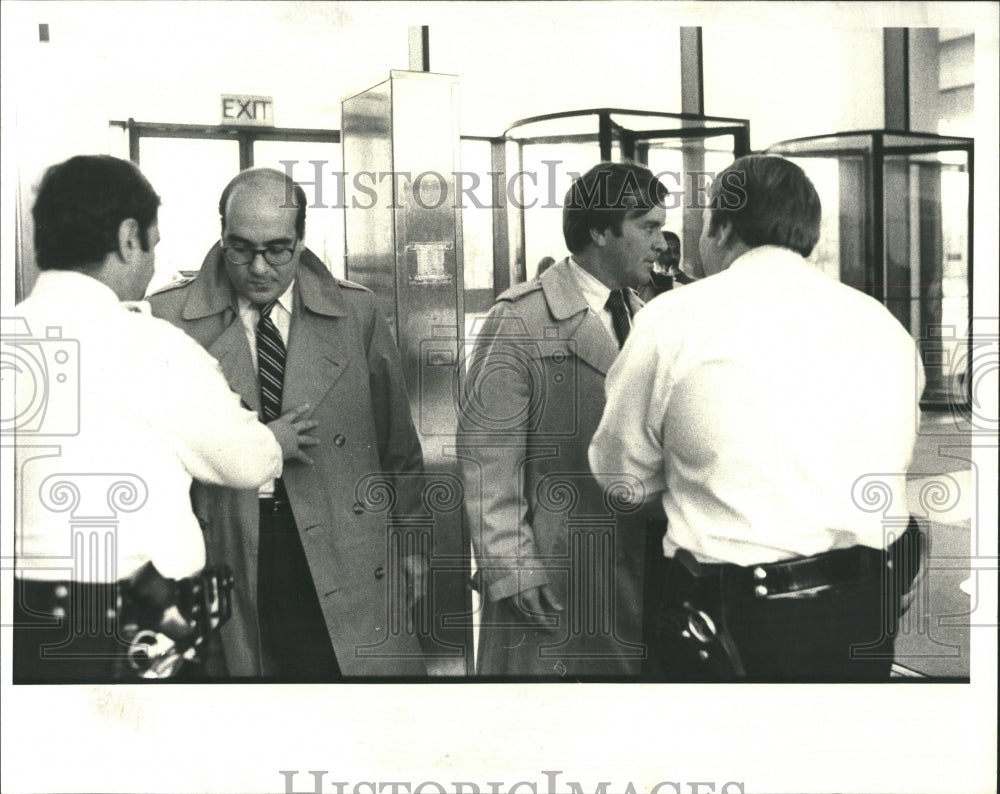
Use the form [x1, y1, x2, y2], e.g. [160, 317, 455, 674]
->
[457, 257, 650, 677]
[149, 245, 426, 677]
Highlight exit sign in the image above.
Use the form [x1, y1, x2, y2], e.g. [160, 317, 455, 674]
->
[221, 94, 274, 126]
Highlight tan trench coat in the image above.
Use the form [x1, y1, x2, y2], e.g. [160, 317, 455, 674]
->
[457, 258, 651, 677]
[149, 246, 426, 677]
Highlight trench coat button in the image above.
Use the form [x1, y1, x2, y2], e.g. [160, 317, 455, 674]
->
[54, 584, 69, 599]
[333, 434, 346, 447]
[374, 566, 385, 580]
[753, 566, 767, 580]
[754, 584, 768, 597]
[352, 502, 364, 514]
[52, 606, 66, 619]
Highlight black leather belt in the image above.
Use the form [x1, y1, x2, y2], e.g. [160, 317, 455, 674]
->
[259, 495, 293, 515]
[17, 566, 232, 623]
[665, 521, 923, 602]
[260, 479, 293, 515]
[15, 563, 234, 679]
[16, 577, 116, 620]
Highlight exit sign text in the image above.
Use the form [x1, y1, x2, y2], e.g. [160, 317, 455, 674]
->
[221, 95, 274, 126]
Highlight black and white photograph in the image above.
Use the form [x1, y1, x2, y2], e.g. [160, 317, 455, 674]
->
[1, 1, 997, 792]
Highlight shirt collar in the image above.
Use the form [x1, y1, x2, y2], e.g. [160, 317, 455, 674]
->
[567, 256, 613, 307]
[29, 269, 124, 310]
[728, 245, 808, 271]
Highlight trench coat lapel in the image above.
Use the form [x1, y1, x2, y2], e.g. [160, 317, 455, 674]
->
[282, 261, 351, 414]
[207, 319, 260, 415]
[283, 306, 349, 413]
[185, 244, 351, 418]
[540, 258, 619, 376]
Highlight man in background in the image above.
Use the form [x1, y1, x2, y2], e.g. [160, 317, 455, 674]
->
[10, 155, 282, 682]
[459, 161, 669, 677]
[590, 155, 924, 681]
[638, 230, 693, 302]
[149, 167, 427, 681]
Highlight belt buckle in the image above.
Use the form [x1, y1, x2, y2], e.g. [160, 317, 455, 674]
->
[260, 495, 289, 514]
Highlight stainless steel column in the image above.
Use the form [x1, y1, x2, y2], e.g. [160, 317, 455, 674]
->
[342, 71, 471, 675]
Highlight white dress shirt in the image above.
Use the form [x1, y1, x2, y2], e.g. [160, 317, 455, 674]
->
[12, 270, 283, 582]
[236, 282, 294, 497]
[589, 246, 924, 565]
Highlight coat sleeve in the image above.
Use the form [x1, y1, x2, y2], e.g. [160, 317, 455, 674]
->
[363, 298, 426, 516]
[456, 301, 549, 603]
[148, 319, 283, 489]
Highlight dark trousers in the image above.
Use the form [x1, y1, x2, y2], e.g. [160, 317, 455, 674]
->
[642, 520, 924, 682]
[257, 501, 341, 682]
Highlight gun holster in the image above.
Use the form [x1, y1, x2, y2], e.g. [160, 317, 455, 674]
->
[661, 550, 747, 681]
[118, 563, 234, 679]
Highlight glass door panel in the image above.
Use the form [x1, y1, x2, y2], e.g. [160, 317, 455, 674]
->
[883, 153, 970, 405]
[253, 140, 345, 278]
[520, 142, 602, 278]
[138, 137, 240, 294]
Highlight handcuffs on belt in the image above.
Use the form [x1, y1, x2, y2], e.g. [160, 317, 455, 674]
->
[119, 563, 234, 679]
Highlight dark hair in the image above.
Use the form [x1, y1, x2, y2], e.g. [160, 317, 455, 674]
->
[661, 230, 680, 245]
[563, 161, 669, 254]
[32, 155, 160, 271]
[707, 155, 821, 258]
[218, 167, 307, 239]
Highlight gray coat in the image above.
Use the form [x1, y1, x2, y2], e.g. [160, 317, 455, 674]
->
[457, 258, 651, 677]
[149, 246, 426, 677]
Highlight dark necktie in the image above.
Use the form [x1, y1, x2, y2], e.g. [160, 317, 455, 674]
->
[606, 288, 632, 349]
[256, 301, 285, 423]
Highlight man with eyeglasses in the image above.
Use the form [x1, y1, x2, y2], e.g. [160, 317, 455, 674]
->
[149, 167, 427, 681]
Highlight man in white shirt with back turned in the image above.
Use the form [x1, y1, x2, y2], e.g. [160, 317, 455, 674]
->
[10, 155, 286, 682]
[589, 154, 925, 681]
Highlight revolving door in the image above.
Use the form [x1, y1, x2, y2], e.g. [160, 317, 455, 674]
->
[497, 108, 751, 290]
[766, 131, 974, 409]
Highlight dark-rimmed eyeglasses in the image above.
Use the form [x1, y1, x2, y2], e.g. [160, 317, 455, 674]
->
[222, 240, 298, 267]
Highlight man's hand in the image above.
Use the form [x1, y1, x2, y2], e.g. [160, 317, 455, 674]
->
[267, 403, 320, 464]
[509, 584, 563, 631]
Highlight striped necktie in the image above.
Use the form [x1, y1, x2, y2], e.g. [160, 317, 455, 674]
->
[256, 301, 285, 423]
[606, 288, 632, 349]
